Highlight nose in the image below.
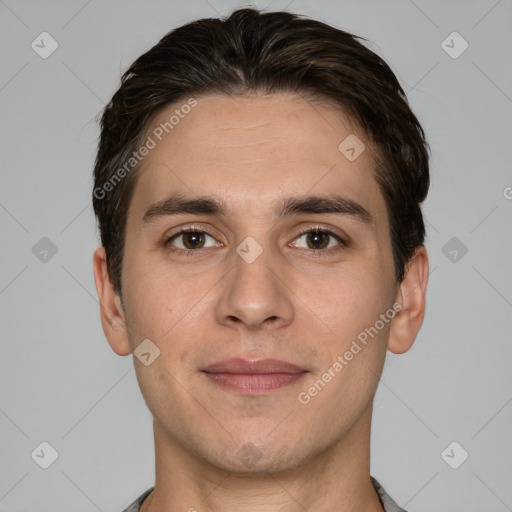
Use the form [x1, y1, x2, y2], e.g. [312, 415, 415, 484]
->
[215, 241, 295, 331]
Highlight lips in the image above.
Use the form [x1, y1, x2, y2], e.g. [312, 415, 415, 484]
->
[203, 358, 306, 374]
[202, 358, 308, 393]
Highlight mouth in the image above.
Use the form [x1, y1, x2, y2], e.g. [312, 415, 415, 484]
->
[201, 358, 309, 393]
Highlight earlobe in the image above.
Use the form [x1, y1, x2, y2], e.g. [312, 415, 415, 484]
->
[93, 247, 132, 356]
[387, 245, 429, 355]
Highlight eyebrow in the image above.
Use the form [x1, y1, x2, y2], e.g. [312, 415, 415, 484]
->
[142, 192, 374, 227]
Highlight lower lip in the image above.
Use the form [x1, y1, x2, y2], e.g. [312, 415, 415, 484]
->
[203, 372, 307, 393]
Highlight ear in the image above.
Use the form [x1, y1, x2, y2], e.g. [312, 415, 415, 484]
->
[93, 247, 131, 356]
[387, 245, 429, 354]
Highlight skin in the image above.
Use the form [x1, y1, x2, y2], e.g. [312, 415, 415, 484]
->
[94, 92, 428, 512]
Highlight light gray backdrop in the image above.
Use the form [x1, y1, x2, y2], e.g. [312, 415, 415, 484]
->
[1, 0, 511, 510]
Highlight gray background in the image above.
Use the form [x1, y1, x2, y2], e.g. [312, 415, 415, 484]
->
[1, 0, 511, 510]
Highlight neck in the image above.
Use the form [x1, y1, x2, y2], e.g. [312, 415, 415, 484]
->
[140, 403, 385, 512]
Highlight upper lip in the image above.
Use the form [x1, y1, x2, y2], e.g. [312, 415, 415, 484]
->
[203, 358, 307, 374]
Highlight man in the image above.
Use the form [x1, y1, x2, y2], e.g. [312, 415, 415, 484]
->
[92, 8, 430, 512]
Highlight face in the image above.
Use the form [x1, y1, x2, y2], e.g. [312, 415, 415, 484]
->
[99, 92, 410, 473]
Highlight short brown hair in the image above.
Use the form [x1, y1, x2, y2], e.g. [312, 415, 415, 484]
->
[93, 7, 430, 296]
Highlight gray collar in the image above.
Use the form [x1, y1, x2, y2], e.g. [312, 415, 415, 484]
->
[122, 477, 407, 512]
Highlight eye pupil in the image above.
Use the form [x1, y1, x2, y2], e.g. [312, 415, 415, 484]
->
[307, 231, 329, 249]
[184, 232, 204, 249]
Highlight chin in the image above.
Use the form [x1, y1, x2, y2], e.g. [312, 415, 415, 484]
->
[198, 436, 311, 476]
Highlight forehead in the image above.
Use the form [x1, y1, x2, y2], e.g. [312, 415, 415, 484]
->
[130, 92, 387, 228]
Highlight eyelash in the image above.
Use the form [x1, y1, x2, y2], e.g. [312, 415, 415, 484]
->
[164, 225, 347, 258]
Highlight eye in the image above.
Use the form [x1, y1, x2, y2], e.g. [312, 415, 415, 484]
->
[163, 225, 347, 258]
[165, 228, 221, 254]
[289, 227, 346, 253]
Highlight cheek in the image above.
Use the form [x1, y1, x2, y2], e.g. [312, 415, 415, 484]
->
[122, 255, 177, 342]
[302, 266, 389, 336]
[302, 272, 393, 384]
[122, 253, 217, 361]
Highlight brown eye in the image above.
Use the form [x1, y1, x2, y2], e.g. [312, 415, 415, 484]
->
[291, 229, 345, 252]
[305, 231, 330, 249]
[181, 231, 206, 249]
[165, 229, 219, 252]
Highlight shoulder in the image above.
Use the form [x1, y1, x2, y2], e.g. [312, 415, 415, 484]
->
[371, 476, 409, 512]
[120, 487, 154, 512]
